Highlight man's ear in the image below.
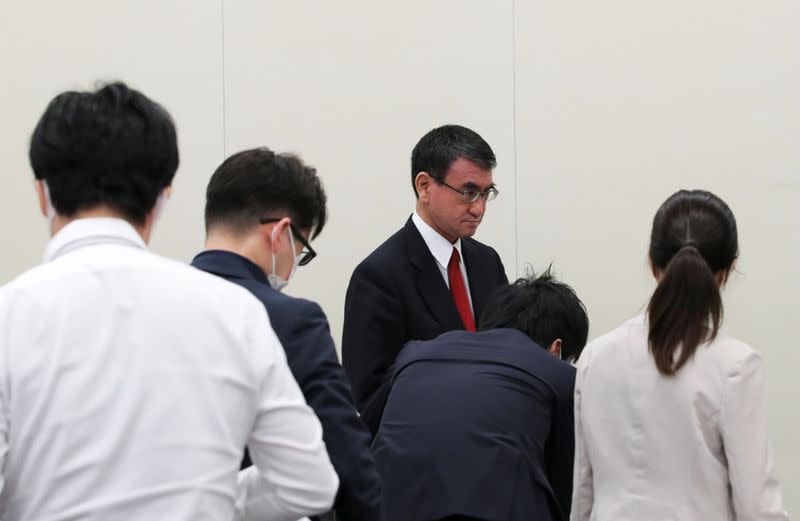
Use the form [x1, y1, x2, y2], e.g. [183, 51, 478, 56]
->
[717, 260, 736, 287]
[267, 217, 292, 251]
[415, 172, 432, 201]
[34, 180, 48, 218]
[548, 338, 563, 358]
[149, 185, 172, 223]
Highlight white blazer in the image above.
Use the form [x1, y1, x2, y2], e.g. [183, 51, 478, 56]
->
[572, 314, 788, 521]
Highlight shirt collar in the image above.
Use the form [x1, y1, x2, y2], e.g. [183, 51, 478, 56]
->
[412, 210, 463, 270]
[191, 250, 270, 286]
[43, 217, 147, 263]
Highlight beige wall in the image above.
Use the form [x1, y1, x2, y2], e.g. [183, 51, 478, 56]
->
[1, 0, 797, 511]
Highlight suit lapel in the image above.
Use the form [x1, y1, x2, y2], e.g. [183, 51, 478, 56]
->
[402, 218, 464, 331]
[461, 238, 491, 327]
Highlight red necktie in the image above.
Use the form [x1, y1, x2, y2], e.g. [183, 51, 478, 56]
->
[448, 248, 475, 331]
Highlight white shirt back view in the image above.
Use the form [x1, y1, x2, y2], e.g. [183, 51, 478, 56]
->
[572, 314, 788, 521]
[0, 218, 338, 521]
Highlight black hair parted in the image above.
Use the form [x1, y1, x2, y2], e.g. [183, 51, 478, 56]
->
[410, 124, 496, 197]
[29, 81, 179, 225]
[479, 266, 589, 362]
[647, 189, 738, 376]
[204, 147, 327, 238]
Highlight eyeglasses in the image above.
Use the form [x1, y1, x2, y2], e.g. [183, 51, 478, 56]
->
[437, 180, 499, 203]
[259, 217, 317, 266]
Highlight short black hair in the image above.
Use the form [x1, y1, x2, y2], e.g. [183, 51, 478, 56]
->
[29, 81, 179, 225]
[410, 124, 496, 197]
[204, 147, 327, 238]
[479, 269, 589, 362]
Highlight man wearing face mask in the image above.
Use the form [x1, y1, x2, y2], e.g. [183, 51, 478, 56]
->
[0, 83, 338, 521]
[191, 148, 385, 521]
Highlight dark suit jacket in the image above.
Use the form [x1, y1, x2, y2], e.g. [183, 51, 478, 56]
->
[342, 216, 508, 409]
[369, 329, 576, 521]
[191, 250, 384, 521]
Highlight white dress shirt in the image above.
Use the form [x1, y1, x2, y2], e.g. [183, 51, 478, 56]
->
[0, 218, 338, 521]
[411, 211, 474, 313]
[572, 314, 788, 521]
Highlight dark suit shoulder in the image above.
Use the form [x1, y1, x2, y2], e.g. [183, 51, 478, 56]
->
[497, 329, 576, 395]
[260, 290, 325, 324]
[462, 235, 501, 256]
[461, 235, 506, 272]
[397, 329, 575, 395]
[540, 352, 577, 399]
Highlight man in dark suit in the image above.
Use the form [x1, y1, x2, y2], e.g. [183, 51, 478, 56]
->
[343, 124, 509, 409]
[363, 271, 589, 521]
[191, 148, 384, 521]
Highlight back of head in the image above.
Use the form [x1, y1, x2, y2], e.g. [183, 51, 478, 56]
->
[410, 124, 496, 196]
[479, 269, 589, 362]
[204, 147, 327, 237]
[29, 82, 179, 225]
[647, 189, 738, 376]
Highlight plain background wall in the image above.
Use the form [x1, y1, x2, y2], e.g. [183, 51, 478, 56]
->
[1, 0, 797, 511]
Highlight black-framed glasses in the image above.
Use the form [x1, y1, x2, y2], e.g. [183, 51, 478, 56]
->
[259, 217, 317, 266]
[437, 180, 499, 203]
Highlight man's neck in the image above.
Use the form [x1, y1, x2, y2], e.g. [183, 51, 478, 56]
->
[414, 202, 457, 243]
[204, 232, 271, 275]
[52, 207, 151, 244]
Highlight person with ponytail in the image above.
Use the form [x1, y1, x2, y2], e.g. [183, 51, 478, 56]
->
[571, 190, 788, 521]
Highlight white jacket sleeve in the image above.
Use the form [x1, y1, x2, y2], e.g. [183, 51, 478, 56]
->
[235, 311, 339, 521]
[570, 353, 594, 521]
[720, 351, 788, 521]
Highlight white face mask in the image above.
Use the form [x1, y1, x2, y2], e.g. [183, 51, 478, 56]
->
[267, 225, 301, 292]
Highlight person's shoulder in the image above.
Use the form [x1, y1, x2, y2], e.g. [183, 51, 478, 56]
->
[461, 236, 504, 275]
[170, 262, 281, 360]
[581, 314, 646, 361]
[265, 291, 327, 323]
[496, 329, 576, 378]
[0, 252, 271, 344]
[150, 255, 269, 316]
[392, 334, 445, 371]
[0, 262, 62, 309]
[462, 234, 501, 256]
[711, 332, 758, 357]
[706, 332, 762, 376]
[2, 261, 55, 292]
[462, 234, 496, 249]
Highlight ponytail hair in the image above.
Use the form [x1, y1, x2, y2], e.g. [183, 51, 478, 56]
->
[647, 190, 738, 376]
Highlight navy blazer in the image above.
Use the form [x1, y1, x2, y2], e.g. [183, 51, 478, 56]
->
[369, 329, 576, 521]
[342, 217, 508, 409]
[191, 251, 384, 521]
